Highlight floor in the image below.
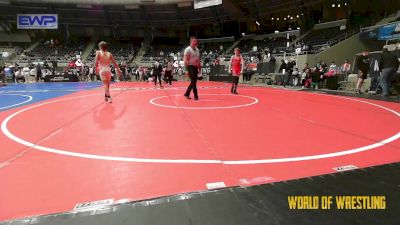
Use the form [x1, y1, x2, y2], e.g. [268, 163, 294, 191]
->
[0, 81, 399, 222]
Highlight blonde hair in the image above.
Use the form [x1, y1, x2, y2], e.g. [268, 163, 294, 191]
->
[98, 41, 108, 51]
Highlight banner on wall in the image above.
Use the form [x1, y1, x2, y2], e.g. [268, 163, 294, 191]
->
[17, 14, 58, 29]
[377, 22, 400, 40]
[359, 27, 379, 41]
[194, 0, 222, 9]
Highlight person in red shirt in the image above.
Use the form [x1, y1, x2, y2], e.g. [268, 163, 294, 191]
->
[68, 60, 76, 69]
[228, 48, 245, 94]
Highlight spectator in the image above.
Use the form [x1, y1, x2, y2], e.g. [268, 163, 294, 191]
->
[165, 58, 174, 86]
[29, 66, 36, 82]
[301, 67, 312, 88]
[68, 60, 76, 68]
[22, 66, 30, 83]
[355, 50, 370, 94]
[119, 63, 129, 82]
[329, 61, 337, 71]
[82, 65, 90, 82]
[42, 68, 52, 79]
[279, 59, 286, 73]
[138, 66, 144, 81]
[319, 61, 328, 74]
[36, 63, 42, 82]
[311, 67, 322, 89]
[303, 63, 310, 72]
[8, 65, 15, 82]
[325, 61, 337, 77]
[0, 66, 5, 85]
[133, 67, 138, 81]
[15, 67, 24, 83]
[269, 55, 276, 64]
[243, 65, 253, 83]
[283, 59, 296, 87]
[341, 59, 351, 79]
[178, 66, 183, 76]
[89, 64, 95, 81]
[341, 59, 351, 73]
[292, 68, 300, 86]
[380, 48, 400, 97]
[213, 57, 220, 66]
[152, 61, 163, 87]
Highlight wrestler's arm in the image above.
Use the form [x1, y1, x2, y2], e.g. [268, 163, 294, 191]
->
[110, 54, 122, 76]
[241, 56, 245, 74]
[94, 51, 99, 74]
[228, 56, 233, 73]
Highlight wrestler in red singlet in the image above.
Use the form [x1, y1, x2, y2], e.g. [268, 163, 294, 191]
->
[229, 48, 245, 94]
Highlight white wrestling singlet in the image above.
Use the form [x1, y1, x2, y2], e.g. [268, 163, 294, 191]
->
[96, 50, 112, 81]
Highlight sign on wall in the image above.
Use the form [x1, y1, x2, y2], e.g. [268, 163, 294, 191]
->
[194, 0, 222, 9]
[17, 14, 58, 29]
[377, 22, 400, 40]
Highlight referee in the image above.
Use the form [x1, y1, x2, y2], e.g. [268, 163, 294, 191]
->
[184, 36, 201, 101]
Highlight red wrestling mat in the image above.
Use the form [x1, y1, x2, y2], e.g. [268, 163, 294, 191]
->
[0, 81, 399, 221]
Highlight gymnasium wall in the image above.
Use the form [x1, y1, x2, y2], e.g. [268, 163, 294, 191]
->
[0, 32, 31, 43]
[310, 34, 368, 67]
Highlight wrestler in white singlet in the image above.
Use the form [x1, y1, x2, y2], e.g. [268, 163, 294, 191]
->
[94, 41, 122, 103]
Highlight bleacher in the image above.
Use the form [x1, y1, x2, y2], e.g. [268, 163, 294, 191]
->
[0, 47, 16, 60]
[142, 44, 184, 62]
[89, 43, 138, 61]
[17, 38, 88, 64]
[199, 40, 233, 55]
[0, 43, 30, 60]
[239, 37, 291, 54]
[140, 37, 183, 62]
[87, 38, 142, 63]
[301, 27, 347, 52]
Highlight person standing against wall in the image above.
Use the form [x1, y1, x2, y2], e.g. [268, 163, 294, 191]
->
[380, 48, 399, 97]
[165, 58, 174, 86]
[355, 50, 370, 94]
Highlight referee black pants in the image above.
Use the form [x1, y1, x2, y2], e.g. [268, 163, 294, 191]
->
[165, 70, 172, 85]
[231, 76, 239, 92]
[153, 73, 162, 85]
[184, 65, 198, 98]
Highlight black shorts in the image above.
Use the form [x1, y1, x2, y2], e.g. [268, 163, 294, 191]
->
[359, 71, 368, 79]
[165, 70, 172, 77]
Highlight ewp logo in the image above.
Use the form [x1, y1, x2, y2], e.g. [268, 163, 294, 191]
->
[201, 67, 211, 75]
[17, 14, 58, 29]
